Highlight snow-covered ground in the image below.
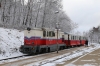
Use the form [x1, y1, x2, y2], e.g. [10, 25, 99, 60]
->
[0, 27, 24, 59]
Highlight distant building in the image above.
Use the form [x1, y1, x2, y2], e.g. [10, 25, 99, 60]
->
[89, 26, 100, 43]
[93, 27, 100, 32]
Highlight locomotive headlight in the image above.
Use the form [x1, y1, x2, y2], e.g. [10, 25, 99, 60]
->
[20, 46, 22, 49]
[27, 27, 31, 31]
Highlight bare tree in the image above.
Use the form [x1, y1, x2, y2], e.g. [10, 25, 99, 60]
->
[0, 0, 76, 33]
[84, 26, 100, 44]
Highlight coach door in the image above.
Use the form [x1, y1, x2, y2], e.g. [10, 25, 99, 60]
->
[62, 35, 64, 42]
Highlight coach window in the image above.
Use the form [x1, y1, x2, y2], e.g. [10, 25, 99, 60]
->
[79, 37, 80, 40]
[74, 36, 75, 40]
[77, 36, 79, 40]
[78, 36, 79, 40]
[71, 36, 72, 40]
[80, 37, 81, 40]
[73, 36, 74, 40]
[71, 36, 73, 40]
[79, 37, 81, 40]
[76, 36, 77, 40]
[75, 36, 76, 40]
[84, 37, 86, 40]
[83, 37, 85, 40]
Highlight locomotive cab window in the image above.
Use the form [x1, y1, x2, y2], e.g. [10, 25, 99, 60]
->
[49, 31, 55, 37]
[52, 31, 55, 36]
[49, 31, 51, 36]
[43, 31, 46, 37]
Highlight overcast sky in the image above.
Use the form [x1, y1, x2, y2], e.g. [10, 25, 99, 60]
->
[62, 0, 100, 33]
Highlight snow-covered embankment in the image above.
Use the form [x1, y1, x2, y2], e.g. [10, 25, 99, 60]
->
[0, 28, 24, 59]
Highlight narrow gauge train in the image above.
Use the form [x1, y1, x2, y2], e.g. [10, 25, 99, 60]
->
[20, 27, 86, 54]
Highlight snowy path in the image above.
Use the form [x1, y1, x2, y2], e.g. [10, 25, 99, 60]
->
[25, 44, 100, 66]
[67, 46, 100, 66]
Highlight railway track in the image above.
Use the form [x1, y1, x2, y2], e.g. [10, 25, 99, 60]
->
[0, 46, 81, 62]
[0, 46, 97, 66]
[0, 55, 29, 61]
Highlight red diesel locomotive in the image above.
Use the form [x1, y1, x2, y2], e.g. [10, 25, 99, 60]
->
[20, 27, 86, 54]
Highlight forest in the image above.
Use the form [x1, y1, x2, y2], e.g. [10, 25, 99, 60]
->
[0, 0, 77, 32]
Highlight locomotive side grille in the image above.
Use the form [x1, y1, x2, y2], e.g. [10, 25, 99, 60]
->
[20, 45, 35, 54]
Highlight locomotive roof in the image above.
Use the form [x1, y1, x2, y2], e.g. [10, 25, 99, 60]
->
[25, 27, 55, 31]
